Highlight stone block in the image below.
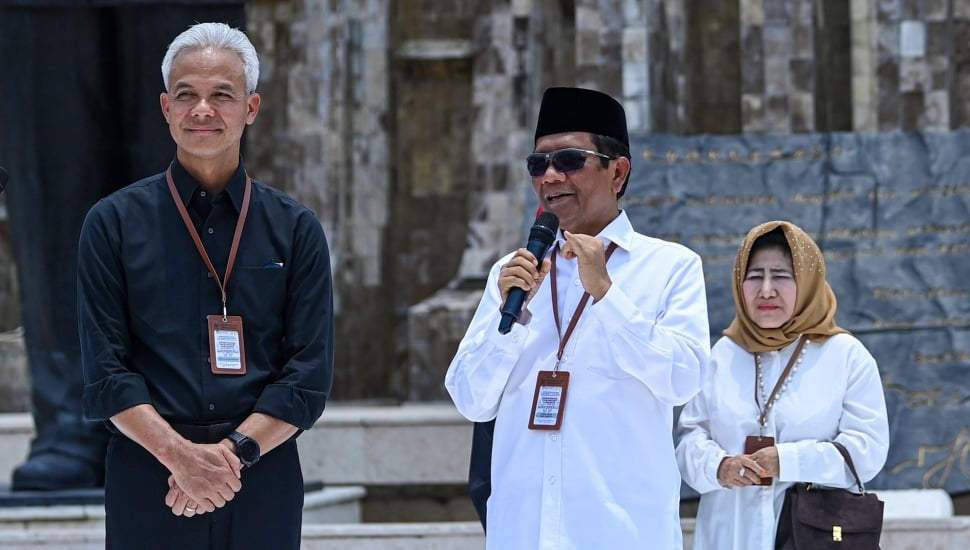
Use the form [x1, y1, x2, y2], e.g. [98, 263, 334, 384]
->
[899, 57, 930, 91]
[789, 91, 814, 133]
[623, 27, 648, 62]
[740, 0, 765, 25]
[741, 94, 766, 133]
[901, 0, 921, 19]
[740, 23, 765, 61]
[622, 61, 648, 97]
[880, 489, 953, 518]
[877, 0, 901, 22]
[791, 25, 813, 58]
[900, 90, 924, 129]
[925, 22, 948, 57]
[923, 90, 950, 130]
[957, 0, 970, 18]
[900, 20, 926, 57]
[878, 22, 900, 57]
[764, 95, 790, 134]
[791, 0, 813, 23]
[955, 71, 970, 128]
[878, 90, 901, 130]
[928, 55, 949, 89]
[297, 404, 473, 486]
[622, 98, 648, 132]
[762, 24, 792, 59]
[764, 0, 789, 23]
[406, 288, 480, 401]
[0, 331, 27, 413]
[851, 0, 871, 22]
[790, 58, 814, 92]
[925, 0, 948, 20]
[877, 57, 900, 93]
[764, 56, 789, 95]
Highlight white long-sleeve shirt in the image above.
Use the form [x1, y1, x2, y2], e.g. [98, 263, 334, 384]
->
[446, 211, 710, 550]
[676, 334, 890, 550]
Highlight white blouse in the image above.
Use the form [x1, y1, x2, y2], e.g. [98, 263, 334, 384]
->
[676, 334, 890, 550]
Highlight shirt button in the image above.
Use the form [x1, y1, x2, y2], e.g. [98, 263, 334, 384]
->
[208, 404, 215, 411]
[207, 227, 214, 234]
[200, 191, 207, 197]
[574, 279, 580, 286]
[207, 272, 213, 278]
[548, 476, 557, 485]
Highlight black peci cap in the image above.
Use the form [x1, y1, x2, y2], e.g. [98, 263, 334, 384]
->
[534, 87, 628, 148]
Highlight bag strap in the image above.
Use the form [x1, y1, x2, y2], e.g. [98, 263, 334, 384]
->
[831, 441, 866, 494]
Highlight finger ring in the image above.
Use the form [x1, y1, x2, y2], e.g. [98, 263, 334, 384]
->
[186, 506, 197, 512]
[739, 467, 746, 478]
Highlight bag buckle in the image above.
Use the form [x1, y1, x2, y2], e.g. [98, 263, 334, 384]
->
[832, 525, 843, 542]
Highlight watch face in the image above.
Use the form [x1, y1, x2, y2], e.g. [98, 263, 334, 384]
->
[238, 439, 259, 463]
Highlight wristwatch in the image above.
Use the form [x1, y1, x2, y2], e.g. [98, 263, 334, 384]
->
[227, 430, 261, 469]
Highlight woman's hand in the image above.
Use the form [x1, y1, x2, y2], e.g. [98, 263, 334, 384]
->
[748, 445, 780, 478]
[717, 454, 770, 488]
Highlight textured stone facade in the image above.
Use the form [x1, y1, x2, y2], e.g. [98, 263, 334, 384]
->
[1, 1, 969, 405]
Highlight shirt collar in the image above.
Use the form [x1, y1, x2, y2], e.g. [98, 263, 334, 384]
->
[170, 157, 249, 213]
[554, 210, 635, 252]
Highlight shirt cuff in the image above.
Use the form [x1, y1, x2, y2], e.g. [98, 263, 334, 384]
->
[776, 441, 800, 481]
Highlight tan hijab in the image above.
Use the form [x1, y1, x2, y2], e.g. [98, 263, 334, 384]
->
[723, 220, 848, 352]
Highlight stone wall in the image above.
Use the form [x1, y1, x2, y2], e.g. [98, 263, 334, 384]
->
[1, 1, 969, 407]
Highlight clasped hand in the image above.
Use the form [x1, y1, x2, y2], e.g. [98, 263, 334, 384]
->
[718, 445, 780, 488]
[164, 440, 243, 517]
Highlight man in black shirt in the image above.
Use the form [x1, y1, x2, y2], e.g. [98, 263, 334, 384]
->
[0, 0, 246, 492]
[78, 22, 333, 549]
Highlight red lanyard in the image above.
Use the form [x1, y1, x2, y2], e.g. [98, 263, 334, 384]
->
[166, 166, 252, 320]
[549, 241, 619, 371]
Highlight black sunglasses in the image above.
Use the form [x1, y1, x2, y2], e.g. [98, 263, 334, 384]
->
[526, 148, 616, 177]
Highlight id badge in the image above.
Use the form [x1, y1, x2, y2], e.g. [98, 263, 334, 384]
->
[207, 315, 247, 375]
[744, 435, 775, 485]
[528, 371, 569, 431]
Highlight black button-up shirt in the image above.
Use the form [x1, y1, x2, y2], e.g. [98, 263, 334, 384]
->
[79, 159, 333, 431]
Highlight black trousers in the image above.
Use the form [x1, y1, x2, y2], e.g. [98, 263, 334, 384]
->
[0, 4, 244, 466]
[468, 419, 494, 528]
[105, 434, 304, 550]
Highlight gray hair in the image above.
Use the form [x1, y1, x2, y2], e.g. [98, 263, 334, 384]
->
[161, 22, 259, 94]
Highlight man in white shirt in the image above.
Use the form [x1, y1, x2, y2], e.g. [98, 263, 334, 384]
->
[446, 87, 711, 549]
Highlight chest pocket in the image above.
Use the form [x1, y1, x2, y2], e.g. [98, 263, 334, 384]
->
[230, 266, 287, 323]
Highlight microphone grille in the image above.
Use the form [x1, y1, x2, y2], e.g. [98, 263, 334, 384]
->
[535, 211, 559, 232]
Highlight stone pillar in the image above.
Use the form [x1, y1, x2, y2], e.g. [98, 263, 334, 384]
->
[456, 1, 530, 280]
[246, 0, 395, 397]
[648, 0, 689, 133]
[741, 0, 817, 134]
[577, 0, 624, 95]
[622, 0, 650, 132]
[954, 0, 970, 128]
[875, 0, 957, 130]
[851, 0, 879, 131]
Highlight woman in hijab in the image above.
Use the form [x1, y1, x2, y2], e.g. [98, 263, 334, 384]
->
[676, 220, 889, 549]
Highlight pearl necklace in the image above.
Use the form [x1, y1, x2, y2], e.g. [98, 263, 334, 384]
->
[755, 337, 809, 431]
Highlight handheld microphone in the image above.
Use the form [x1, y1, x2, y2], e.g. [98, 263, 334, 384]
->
[498, 211, 559, 334]
[0, 167, 7, 194]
